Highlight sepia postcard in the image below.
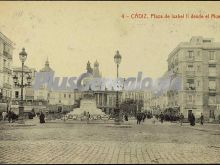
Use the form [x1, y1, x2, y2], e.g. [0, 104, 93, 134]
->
[0, 1, 220, 164]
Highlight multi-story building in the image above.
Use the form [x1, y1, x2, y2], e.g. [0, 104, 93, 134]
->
[143, 90, 152, 112]
[122, 90, 144, 102]
[35, 59, 75, 112]
[35, 58, 54, 105]
[48, 90, 75, 105]
[95, 90, 122, 114]
[121, 90, 144, 112]
[12, 65, 36, 105]
[167, 36, 220, 119]
[0, 32, 14, 104]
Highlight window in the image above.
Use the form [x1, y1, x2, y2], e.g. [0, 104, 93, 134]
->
[188, 95, 193, 102]
[3, 59, 6, 67]
[203, 40, 211, 43]
[7, 75, 9, 83]
[15, 91, 19, 98]
[69, 94, 71, 98]
[64, 94, 66, 98]
[109, 97, 112, 106]
[113, 97, 116, 106]
[175, 58, 178, 65]
[209, 51, 215, 60]
[3, 43, 6, 51]
[187, 79, 195, 90]
[187, 64, 194, 71]
[197, 81, 200, 87]
[188, 51, 194, 58]
[209, 96, 216, 104]
[197, 65, 200, 72]
[209, 80, 216, 90]
[209, 66, 216, 76]
[209, 110, 215, 118]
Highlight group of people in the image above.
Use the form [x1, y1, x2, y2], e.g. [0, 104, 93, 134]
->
[136, 112, 147, 124]
[136, 112, 165, 125]
[1, 110, 46, 124]
[1, 110, 18, 123]
[187, 113, 204, 126]
[134, 111, 207, 126]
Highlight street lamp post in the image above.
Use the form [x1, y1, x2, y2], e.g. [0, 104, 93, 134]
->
[114, 50, 122, 125]
[13, 48, 31, 124]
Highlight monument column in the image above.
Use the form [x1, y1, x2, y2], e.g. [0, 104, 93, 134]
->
[102, 93, 104, 106]
[97, 93, 99, 106]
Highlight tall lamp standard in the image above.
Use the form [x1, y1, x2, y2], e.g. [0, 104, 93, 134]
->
[13, 48, 32, 123]
[114, 50, 122, 125]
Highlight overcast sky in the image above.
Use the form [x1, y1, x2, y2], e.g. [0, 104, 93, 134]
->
[0, 1, 220, 79]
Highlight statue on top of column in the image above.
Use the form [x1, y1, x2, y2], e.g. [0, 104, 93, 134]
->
[86, 61, 93, 74]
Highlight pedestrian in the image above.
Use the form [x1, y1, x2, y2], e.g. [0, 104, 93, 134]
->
[142, 113, 146, 122]
[159, 112, 164, 123]
[11, 111, 16, 123]
[39, 111, 45, 123]
[188, 113, 192, 126]
[136, 113, 139, 124]
[200, 113, 204, 125]
[152, 115, 156, 124]
[191, 113, 195, 126]
[124, 114, 128, 121]
[8, 110, 12, 123]
[86, 112, 90, 123]
[2, 111, 7, 121]
[179, 113, 184, 126]
[136, 113, 141, 125]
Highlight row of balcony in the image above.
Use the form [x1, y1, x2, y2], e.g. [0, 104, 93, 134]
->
[185, 70, 218, 77]
[3, 66, 12, 74]
[179, 57, 216, 63]
[184, 87, 217, 92]
[3, 51, 12, 59]
[3, 83, 12, 89]
[14, 96, 35, 100]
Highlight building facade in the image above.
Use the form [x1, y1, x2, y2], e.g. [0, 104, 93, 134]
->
[36, 59, 75, 109]
[167, 36, 220, 119]
[0, 32, 14, 104]
[12, 65, 36, 105]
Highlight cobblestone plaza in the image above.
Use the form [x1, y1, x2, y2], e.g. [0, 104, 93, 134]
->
[0, 119, 220, 164]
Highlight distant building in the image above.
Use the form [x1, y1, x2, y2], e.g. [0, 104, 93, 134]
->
[0, 32, 14, 104]
[48, 90, 74, 105]
[35, 58, 54, 105]
[74, 88, 122, 115]
[167, 36, 220, 119]
[143, 90, 152, 112]
[12, 65, 36, 105]
[36, 58, 75, 109]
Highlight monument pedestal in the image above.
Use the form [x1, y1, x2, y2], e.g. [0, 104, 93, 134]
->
[17, 116, 25, 124]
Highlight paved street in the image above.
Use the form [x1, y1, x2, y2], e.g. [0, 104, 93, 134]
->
[0, 119, 220, 164]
